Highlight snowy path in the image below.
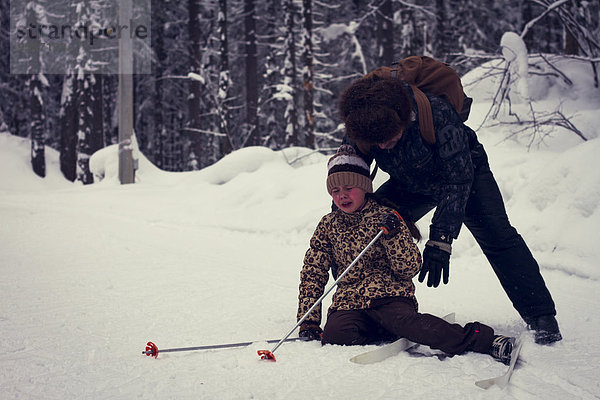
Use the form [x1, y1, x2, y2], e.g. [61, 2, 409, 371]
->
[1, 182, 599, 400]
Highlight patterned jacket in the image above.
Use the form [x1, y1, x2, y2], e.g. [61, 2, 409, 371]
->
[345, 84, 486, 241]
[297, 198, 421, 326]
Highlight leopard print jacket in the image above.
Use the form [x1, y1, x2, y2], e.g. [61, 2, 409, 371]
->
[297, 198, 421, 326]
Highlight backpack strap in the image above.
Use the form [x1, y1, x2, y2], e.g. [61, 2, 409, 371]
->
[355, 141, 379, 181]
[410, 85, 435, 145]
[390, 62, 436, 145]
[370, 163, 378, 181]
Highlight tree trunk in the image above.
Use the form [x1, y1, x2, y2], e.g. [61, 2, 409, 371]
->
[29, 73, 46, 178]
[102, 75, 118, 147]
[284, 0, 299, 147]
[399, 6, 416, 58]
[258, 0, 283, 148]
[151, 0, 165, 169]
[302, 0, 315, 148]
[75, 74, 94, 184]
[564, 27, 579, 55]
[218, 0, 233, 155]
[60, 73, 77, 181]
[187, 0, 202, 169]
[91, 74, 104, 153]
[376, 0, 394, 66]
[434, 0, 449, 61]
[521, 1, 535, 53]
[244, 0, 259, 147]
[24, 6, 46, 177]
[73, 73, 104, 184]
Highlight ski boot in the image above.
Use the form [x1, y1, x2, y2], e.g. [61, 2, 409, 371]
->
[489, 335, 515, 365]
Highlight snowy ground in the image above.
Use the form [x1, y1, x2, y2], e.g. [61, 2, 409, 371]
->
[2, 58, 600, 399]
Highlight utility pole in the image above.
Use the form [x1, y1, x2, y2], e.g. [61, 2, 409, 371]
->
[118, 0, 135, 184]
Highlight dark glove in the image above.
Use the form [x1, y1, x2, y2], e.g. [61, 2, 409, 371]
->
[418, 240, 452, 287]
[379, 211, 403, 237]
[299, 323, 323, 341]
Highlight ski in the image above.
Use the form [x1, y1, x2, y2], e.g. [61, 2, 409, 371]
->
[350, 337, 417, 364]
[349, 312, 455, 364]
[475, 333, 526, 390]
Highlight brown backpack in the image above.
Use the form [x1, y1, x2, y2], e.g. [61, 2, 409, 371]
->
[365, 56, 473, 145]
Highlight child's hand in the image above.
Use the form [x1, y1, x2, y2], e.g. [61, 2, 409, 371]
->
[299, 323, 323, 341]
[379, 211, 403, 237]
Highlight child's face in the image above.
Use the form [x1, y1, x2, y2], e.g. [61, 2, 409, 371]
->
[331, 185, 367, 213]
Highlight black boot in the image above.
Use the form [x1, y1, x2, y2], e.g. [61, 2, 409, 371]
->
[525, 315, 562, 345]
[489, 335, 515, 365]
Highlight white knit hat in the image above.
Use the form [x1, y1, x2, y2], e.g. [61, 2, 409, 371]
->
[326, 145, 373, 194]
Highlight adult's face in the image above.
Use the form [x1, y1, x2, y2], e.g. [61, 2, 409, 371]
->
[377, 129, 404, 150]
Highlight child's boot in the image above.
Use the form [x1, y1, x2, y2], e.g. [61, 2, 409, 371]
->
[489, 335, 515, 365]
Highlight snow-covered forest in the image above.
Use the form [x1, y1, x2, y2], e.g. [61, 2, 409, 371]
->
[2, 1, 600, 399]
[1, 0, 599, 181]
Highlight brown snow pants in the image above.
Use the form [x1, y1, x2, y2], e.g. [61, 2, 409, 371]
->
[322, 297, 494, 355]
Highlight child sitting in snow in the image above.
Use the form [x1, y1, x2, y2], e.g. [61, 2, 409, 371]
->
[296, 145, 515, 364]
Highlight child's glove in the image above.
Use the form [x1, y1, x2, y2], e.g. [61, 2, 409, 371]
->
[379, 211, 403, 237]
[299, 323, 323, 341]
[418, 240, 452, 287]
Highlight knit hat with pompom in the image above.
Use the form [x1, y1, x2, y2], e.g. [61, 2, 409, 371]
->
[326, 145, 373, 195]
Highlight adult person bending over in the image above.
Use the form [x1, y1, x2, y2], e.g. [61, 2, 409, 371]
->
[338, 73, 562, 345]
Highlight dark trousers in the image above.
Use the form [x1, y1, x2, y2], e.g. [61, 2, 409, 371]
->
[375, 146, 557, 320]
[322, 297, 494, 355]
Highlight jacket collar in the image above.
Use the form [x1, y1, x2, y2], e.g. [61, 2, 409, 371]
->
[337, 197, 376, 223]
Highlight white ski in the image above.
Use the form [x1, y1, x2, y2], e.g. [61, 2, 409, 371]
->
[349, 312, 455, 364]
[475, 333, 526, 390]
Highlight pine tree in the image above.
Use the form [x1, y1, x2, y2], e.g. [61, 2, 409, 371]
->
[151, 0, 166, 169]
[73, 0, 104, 184]
[258, 0, 285, 148]
[433, 0, 451, 61]
[20, 2, 49, 177]
[283, 0, 300, 147]
[187, 0, 203, 170]
[59, 73, 77, 181]
[302, 0, 315, 148]
[376, 0, 393, 66]
[244, 0, 259, 147]
[217, 0, 233, 155]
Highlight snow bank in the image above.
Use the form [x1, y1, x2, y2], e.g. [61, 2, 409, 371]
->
[0, 131, 71, 191]
[89, 134, 170, 185]
[520, 138, 600, 279]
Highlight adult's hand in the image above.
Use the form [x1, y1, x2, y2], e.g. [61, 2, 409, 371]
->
[418, 240, 451, 287]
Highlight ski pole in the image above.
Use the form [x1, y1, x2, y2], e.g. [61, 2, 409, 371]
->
[143, 337, 308, 359]
[258, 228, 386, 361]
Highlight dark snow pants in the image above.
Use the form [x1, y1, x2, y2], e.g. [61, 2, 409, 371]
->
[322, 297, 494, 355]
[375, 144, 557, 321]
